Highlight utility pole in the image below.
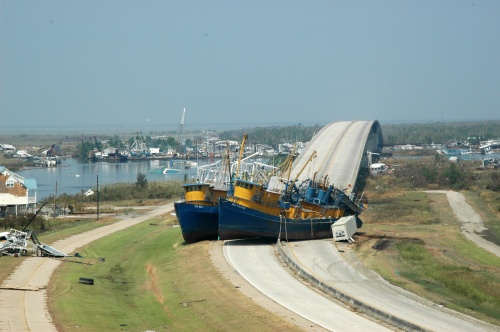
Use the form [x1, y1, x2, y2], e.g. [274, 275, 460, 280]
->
[97, 175, 100, 221]
[53, 181, 57, 218]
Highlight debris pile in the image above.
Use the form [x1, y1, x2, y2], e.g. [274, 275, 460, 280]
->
[0, 228, 67, 257]
[481, 158, 500, 169]
[1, 202, 67, 258]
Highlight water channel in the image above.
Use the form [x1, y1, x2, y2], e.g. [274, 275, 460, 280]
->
[17, 158, 206, 201]
[16, 153, 499, 202]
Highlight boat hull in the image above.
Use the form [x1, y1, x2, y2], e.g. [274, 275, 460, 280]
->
[218, 198, 344, 241]
[163, 168, 181, 174]
[174, 202, 219, 243]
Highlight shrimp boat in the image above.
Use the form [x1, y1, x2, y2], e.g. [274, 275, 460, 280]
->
[218, 151, 363, 241]
[174, 183, 228, 243]
[174, 161, 275, 243]
[174, 134, 277, 243]
[174, 147, 233, 243]
[218, 178, 362, 241]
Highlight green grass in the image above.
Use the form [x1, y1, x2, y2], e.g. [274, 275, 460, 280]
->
[365, 191, 439, 225]
[50, 217, 180, 331]
[36, 218, 116, 245]
[395, 240, 500, 320]
[49, 216, 299, 332]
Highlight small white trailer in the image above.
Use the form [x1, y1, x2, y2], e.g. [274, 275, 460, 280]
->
[331, 215, 358, 242]
[149, 147, 160, 155]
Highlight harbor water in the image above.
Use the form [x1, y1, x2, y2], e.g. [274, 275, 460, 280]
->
[17, 158, 204, 201]
[15, 153, 498, 203]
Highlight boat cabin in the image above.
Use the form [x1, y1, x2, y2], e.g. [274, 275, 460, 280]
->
[182, 183, 227, 204]
[183, 183, 212, 202]
[232, 179, 263, 201]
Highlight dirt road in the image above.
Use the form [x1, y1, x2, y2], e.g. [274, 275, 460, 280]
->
[0, 203, 174, 332]
[425, 190, 500, 257]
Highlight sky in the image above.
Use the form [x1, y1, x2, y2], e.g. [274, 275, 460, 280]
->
[1, 1, 499, 132]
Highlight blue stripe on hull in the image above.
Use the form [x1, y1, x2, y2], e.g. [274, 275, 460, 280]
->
[174, 202, 219, 243]
[218, 199, 337, 241]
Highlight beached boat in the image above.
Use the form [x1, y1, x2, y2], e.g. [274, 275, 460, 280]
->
[174, 183, 228, 243]
[174, 143, 234, 243]
[218, 175, 363, 241]
[175, 134, 279, 243]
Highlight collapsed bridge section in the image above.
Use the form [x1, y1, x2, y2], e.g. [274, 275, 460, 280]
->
[291, 120, 383, 196]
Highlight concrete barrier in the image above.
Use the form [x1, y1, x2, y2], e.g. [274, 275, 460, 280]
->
[276, 240, 429, 332]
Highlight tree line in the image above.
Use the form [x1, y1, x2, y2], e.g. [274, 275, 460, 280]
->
[219, 120, 500, 147]
[71, 120, 500, 158]
[382, 120, 500, 145]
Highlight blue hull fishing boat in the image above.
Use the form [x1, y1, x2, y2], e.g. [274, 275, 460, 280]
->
[218, 174, 363, 241]
[174, 200, 219, 243]
[174, 183, 228, 243]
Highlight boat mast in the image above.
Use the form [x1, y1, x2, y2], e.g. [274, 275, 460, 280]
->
[176, 108, 186, 154]
[235, 134, 248, 179]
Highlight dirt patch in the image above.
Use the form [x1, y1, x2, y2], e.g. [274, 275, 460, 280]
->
[146, 262, 173, 318]
[365, 234, 425, 251]
[146, 263, 163, 303]
[372, 239, 392, 251]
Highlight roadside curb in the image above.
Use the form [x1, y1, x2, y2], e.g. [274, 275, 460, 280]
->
[276, 240, 429, 332]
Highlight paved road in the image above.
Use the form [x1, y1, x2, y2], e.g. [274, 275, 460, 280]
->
[224, 190, 500, 331]
[0, 203, 174, 332]
[286, 239, 497, 332]
[224, 239, 392, 332]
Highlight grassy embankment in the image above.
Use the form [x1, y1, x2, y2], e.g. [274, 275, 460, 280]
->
[48, 213, 301, 332]
[357, 174, 500, 326]
[0, 198, 165, 283]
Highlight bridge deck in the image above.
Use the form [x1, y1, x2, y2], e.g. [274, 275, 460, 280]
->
[291, 120, 383, 194]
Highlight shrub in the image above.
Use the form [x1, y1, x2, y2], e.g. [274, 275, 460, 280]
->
[486, 173, 500, 192]
[135, 172, 148, 189]
[61, 180, 184, 203]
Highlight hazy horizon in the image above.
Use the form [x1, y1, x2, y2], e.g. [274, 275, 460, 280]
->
[2, 1, 499, 131]
[1, 118, 500, 137]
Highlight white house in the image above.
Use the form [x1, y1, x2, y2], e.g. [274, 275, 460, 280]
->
[0, 144, 16, 155]
[0, 166, 37, 217]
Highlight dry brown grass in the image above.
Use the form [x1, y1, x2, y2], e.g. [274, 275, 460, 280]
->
[356, 186, 500, 324]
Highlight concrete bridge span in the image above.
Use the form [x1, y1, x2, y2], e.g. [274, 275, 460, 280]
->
[291, 120, 383, 195]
